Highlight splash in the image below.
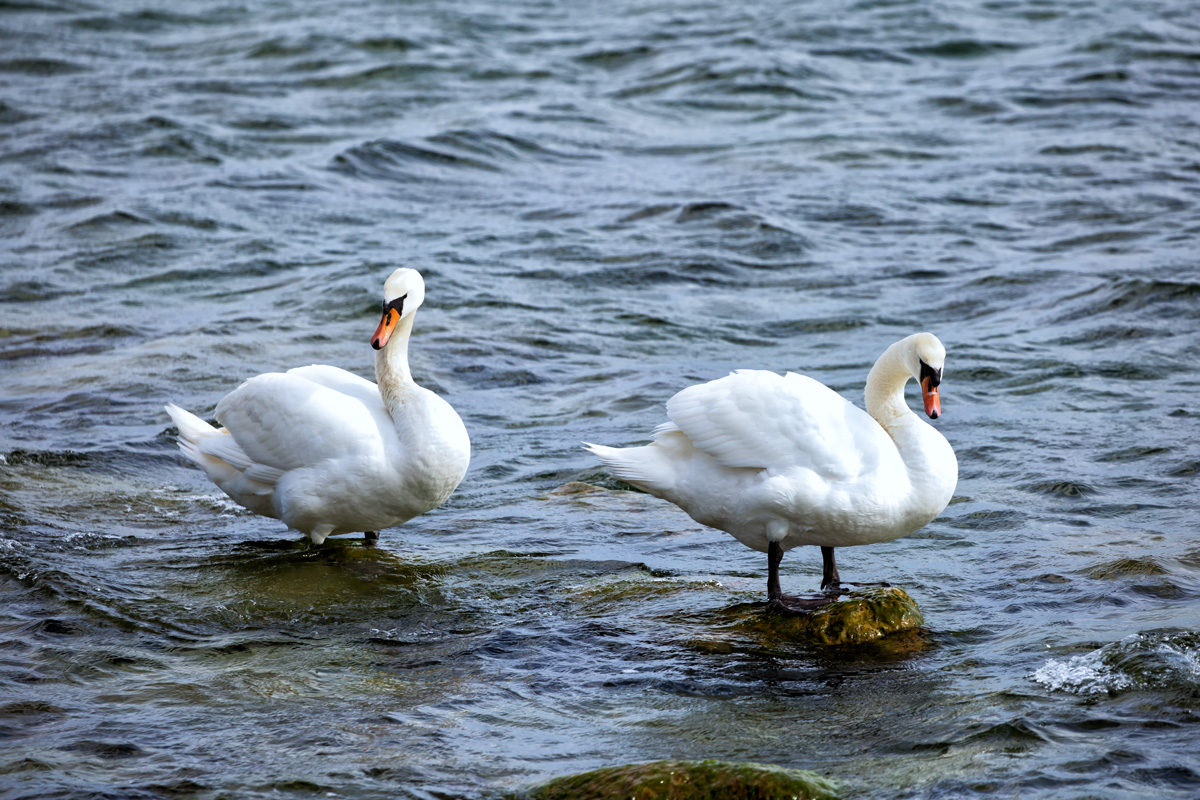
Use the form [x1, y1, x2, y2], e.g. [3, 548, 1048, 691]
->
[1033, 632, 1200, 695]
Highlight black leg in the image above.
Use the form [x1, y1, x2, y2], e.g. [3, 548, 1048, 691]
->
[765, 541, 834, 615]
[822, 547, 894, 590]
[767, 540, 784, 601]
[364, 530, 379, 543]
[821, 546, 840, 591]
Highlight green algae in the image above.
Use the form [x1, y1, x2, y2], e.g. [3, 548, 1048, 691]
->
[791, 586, 925, 646]
[695, 587, 926, 649]
[524, 759, 840, 800]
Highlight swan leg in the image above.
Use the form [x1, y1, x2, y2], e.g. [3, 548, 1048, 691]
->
[821, 546, 840, 591]
[364, 530, 380, 544]
[821, 547, 892, 590]
[766, 540, 836, 615]
[767, 539, 784, 601]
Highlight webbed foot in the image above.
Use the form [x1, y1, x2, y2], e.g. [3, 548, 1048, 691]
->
[823, 580, 892, 591]
[766, 590, 847, 616]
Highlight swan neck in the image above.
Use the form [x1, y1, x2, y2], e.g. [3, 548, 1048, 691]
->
[375, 313, 415, 411]
[864, 340, 914, 426]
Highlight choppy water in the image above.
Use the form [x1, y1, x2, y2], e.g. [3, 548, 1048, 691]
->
[3, 0, 1200, 797]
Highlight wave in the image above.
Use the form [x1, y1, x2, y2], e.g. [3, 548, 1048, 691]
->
[1052, 277, 1200, 325]
[1032, 631, 1200, 697]
[331, 128, 596, 185]
[0, 324, 144, 362]
[0, 58, 87, 77]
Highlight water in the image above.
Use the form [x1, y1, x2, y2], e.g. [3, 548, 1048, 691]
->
[2, 0, 1200, 797]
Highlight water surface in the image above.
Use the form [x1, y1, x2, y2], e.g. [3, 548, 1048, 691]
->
[2, 0, 1200, 798]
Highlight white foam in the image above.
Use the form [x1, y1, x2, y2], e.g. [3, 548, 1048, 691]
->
[1151, 638, 1200, 681]
[1033, 633, 1200, 695]
[186, 493, 249, 514]
[1032, 645, 1134, 695]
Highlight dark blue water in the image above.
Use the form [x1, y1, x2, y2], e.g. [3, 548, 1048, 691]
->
[3, 0, 1200, 798]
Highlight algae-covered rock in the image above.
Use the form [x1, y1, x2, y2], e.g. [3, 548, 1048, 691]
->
[698, 586, 925, 648]
[525, 759, 839, 800]
[793, 586, 924, 645]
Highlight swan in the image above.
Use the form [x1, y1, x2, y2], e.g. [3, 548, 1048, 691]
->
[585, 333, 957, 613]
[165, 268, 470, 545]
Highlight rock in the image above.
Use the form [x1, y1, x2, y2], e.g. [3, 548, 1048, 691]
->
[523, 759, 839, 800]
[694, 586, 925, 649]
[566, 572, 692, 614]
[542, 481, 608, 498]
[787, 586, 925, 646]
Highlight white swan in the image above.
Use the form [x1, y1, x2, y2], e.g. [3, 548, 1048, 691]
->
[586, 333, 957, 613]
[165, 268, 470, 545]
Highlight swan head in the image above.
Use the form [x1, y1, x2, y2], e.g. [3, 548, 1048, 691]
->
[371, 268, 426, 350]
[905, 332, 946, 420]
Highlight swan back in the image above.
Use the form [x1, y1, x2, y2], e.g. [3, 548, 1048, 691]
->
[665, 369, 892, 481]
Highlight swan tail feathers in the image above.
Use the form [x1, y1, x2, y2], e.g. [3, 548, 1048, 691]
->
[583, 442, 670, 493]
[165, 403, 271, 494]
[164, 403, 219, 466]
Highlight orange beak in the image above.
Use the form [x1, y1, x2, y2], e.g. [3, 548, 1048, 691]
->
[371, 307, 399, 350]
[921, 376, 941, 419]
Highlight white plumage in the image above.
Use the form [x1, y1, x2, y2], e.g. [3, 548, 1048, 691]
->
[166, 268, 470, 545]
[586, 332, 957, 611]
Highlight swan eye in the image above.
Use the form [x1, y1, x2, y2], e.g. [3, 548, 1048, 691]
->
[919, 360, 941, 388]
[383, 293, 408, 317]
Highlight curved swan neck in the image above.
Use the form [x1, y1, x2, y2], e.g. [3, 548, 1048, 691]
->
[864, 338, 915, 426]
[375, 313, 415, 412]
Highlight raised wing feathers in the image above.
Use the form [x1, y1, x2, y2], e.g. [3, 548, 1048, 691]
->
[664, 369, 888, 480]
[214, 370, 388, 475]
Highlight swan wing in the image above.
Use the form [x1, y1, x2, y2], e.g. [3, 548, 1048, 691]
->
[214, 370, 389, 475]
[664, 369, 893, 480]
[285, 364, 381, 405]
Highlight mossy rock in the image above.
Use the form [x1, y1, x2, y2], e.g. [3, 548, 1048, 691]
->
[700, 586, 924, 648]
[792, 586, 924, 645]
[524, 759, 839, 800]
[542, 481, 608, 498]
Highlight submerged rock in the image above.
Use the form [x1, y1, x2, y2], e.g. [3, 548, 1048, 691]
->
[524, 759, 839, 800]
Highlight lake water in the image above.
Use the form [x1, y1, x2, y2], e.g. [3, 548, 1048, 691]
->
[2, 0, 1199, 798]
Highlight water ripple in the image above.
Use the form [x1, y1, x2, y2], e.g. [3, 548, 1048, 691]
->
[3, 0, 1200, 797]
